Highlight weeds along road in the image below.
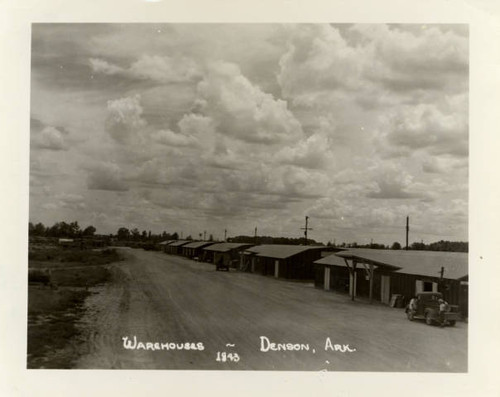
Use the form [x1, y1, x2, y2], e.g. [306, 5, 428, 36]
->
[75, 248, 467, 371]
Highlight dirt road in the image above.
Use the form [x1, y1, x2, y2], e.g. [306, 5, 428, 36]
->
[75, 249, 467, 371]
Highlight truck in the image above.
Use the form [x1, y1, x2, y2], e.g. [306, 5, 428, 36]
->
[405, 292, 460, 326]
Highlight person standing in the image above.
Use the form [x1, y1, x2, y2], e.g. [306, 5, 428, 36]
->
[439, 298, 448, 327]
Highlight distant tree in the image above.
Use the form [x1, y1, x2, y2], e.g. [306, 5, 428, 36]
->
[117, 227, 130, 240]
[186, 235, 193, 240]
[141, 230, 148, 240]
[35, 222, 46, 236]
[130, 228, 140, 241]
[69, 221, 81, 237]
[391, 242, 401, 250]
[172, 232, 179, 240]
[209, 234, 214, 241]
[82, 225, 97, 236]
[410, 242, 426, 251]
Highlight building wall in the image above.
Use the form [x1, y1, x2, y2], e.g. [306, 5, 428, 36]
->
[252, 250, 323, 280]
[315, 263, 466, 314]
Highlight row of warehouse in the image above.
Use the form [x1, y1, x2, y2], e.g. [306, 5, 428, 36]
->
[157, 240, 468, 316]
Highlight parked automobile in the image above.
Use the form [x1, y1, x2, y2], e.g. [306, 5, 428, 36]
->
[405, 292, 460, 326]
[215, 258, 229, 271]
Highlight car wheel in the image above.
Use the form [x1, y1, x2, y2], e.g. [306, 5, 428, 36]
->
[448, 320, 456, 326]
[425, 312, 433, 326]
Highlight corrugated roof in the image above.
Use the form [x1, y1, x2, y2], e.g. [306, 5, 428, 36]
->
[182, 241, 216, 249]
[330, 249, 468, 280]
[315, 254, 349, 267]
[245, 244, 323, 259]
[203, 243, 254, 252]
[158, 240, 176, 245]
[168, 240, 191, 247]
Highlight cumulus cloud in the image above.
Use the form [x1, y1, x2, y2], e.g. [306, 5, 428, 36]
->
[129, 55, 201, 83]
[90, 55, 202, 83]
[365, 165, 424, 200]
[89, 58, 124, 75]
[278, 24, 362, 100]
[151, 129, 198, 147]
[195, 61, 303, 144]
[33, 126, 67, 150]
[380, 103, 468, 157]
[276, 131, 334, 169]
[87, 162, 129, 191]
[350, 24, 468, 93]
[55, 193, 87, 210]
[105, 95, 147, 144]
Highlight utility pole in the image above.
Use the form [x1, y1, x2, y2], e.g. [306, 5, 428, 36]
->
[301, 216, 313, 245]
[203, 230, 206, 241]
[254, 227, 257, 245]
[224, 229, 227, 241]
[405, 216, 409, 250]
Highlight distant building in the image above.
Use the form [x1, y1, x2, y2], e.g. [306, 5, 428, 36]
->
[314, 249, 468, 315]
[182, 241, 216, 259]
[157, 240, 176, 252]
[202, 243, 254, 268]
[165, 240, 191, 255]
[242, 245, 325, 280]
[58, 238, 76, 248]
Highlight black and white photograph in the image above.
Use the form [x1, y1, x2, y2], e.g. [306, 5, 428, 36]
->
[2, 0, 500, 395]
[27, 22, 470, 372]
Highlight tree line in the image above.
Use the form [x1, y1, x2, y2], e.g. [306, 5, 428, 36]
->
[329, 240, 468, 252]
[29, 221, 468, 252]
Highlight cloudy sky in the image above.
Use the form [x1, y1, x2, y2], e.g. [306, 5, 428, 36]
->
[30, 23, 468, 245]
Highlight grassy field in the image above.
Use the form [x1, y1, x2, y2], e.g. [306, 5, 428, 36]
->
[27, 246, 122, 368]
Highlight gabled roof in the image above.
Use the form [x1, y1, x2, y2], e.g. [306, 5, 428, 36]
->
[245, 244, 323, 259]
[203, 243, 254, 252]
[315, 254, 349, 267]
[326, 249, 468, 280]
[168, 240, 191, 247]
[158, 240, 176, 245]
[182, 241, 216, 249]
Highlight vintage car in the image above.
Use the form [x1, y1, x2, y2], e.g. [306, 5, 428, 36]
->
[215, 258, 229, 271]
[405, 292, 460, 326]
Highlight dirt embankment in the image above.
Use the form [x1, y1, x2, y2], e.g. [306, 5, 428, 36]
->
[27, 246, 122, 369]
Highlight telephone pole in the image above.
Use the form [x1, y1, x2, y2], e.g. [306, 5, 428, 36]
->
[405, 216, 409, 250]
[224, 229, 227, 241]
[254, 227, 257, 245]
[301, 216, 313, 245]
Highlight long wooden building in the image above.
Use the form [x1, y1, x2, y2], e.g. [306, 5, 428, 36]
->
[202, 243, 254, 268]
[314, 249, 468, 316]
[242, 245, 324, 280]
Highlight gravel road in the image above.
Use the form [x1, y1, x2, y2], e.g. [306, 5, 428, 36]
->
[75, 248, 467, 371]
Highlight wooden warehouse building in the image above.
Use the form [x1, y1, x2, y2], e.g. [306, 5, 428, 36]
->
[314, 249, 468, 315]
[164, 240, 191, 255]
[202, 243, 254, 268]
[242, 245, 325, 280]
[157, 240, 176, 252]
[182, 241, 216, 259]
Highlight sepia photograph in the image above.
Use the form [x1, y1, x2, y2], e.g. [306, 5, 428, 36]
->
[26, 23, 470, 372]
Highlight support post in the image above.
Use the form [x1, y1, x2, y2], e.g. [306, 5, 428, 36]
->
[351, 260, 357, 301]
[369, 264, 374, 304]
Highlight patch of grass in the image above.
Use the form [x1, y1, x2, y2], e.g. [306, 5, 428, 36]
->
[28, 247, 122, 267]
[27, 246, 120, 368]
[51, 266, 110, 287]
[27, 287, 89, 368]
